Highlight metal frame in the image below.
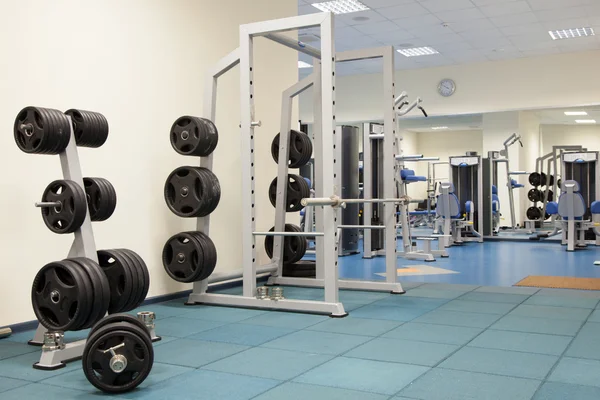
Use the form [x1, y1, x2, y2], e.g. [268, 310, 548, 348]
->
[448, 155, 484, 243]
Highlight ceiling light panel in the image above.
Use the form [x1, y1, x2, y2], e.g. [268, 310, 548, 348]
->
[548, 27, 595, 40]
[564, 111, 588, 116]
[311, 0, 369, 14]
[431, 126, 449, 130]
[298, 61, 313, 69]
[575, 119, 596, 124]
[397, 47, 439, 57]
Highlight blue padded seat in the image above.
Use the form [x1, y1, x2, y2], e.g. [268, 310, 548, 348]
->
[592, 201, 600, 214]
[465, 201, 474, 213]
[401, 169, 426, 183]
[491, 185, 498, 195]
[558, 180, 586, 220]
[546, 201, 559, 215]
[304, 177, 311, 188]
[511, 178, 524, 188]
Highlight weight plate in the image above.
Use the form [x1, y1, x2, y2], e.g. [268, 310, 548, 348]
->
[83, 324, 153, 393]
[188, 231, 217, 281]
[264, 224, 307, 264]
[67, 258, 106, 329]
[89, 313, 151, 339]
[98, 250, 134, 314]
[271, 130, 313, 168]
[83, 177, 117, 221]
[116, 249, 147, 311]
[63, 259, 95, 331]
[540, 172, 548, 187]
[527, 189, 542, 203]
[40, 180, 87, 234]
[115, 250, 141, 313]
[76, 257, 111, 327]
[43, 107, 70, 155]
[65, 109, 109, 148]
[170, 116, 219, 157]
[268, 174, 310, 212]
[162, 232, 205, 283]
[119, 249, 150, 308]
[528, 172, 541, 187]
[526, 206, 542, 221]
[13, 106, 68, 155]
[164, 166, 220, 217]
[31, 261, 87, 331]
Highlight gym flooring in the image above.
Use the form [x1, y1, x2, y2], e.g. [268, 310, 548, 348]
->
[1, 240, 600, 399]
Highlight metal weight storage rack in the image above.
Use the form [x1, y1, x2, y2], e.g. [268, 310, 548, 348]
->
[185, 14, 403, 316]
[27, 117, 158, 370]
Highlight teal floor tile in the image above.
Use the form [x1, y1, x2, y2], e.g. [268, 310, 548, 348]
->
[131, 304, 197, 320]
[0, 383, 102, 400]
[338, 290, 391, 303]
[588, 309, 600, 322]
[0, 377, 28, 393]
[439, 346, 558, 380]
[403, 288, 467, 299]
[475, 286, 539, 295]
[239, 312, 328, 329]
[458, 292, 530, 304]
[490, 315, 583, 336]
[294, 357, 429, 395]
[213, 286, 243, 295]
[182, 305, 268, 323]
[345, 337, 458, 367]
[348, 304, 430, 321]
[153, 338, 248, 368]
[260, 330, 370, 355]
[342, 302, 368, 311]
[306, 316, 401, 336]
[400, 368, 541, 400]
[5, 329, 89, 344]
[0, 341, 39, 361]
[203, 347, 332, 380]
[412, 309, 501, 328]
[468, 330, 572, 356]
[437, 299, 516, 315]
[41, 362, 192, 391]
[254, 382, 388, 400]
[276, 287, 324, 300]
[151, 335, 179, 346]
[534, 382, 600, 399]
[548, 357, 600, 387]
[537, 288, 600, 298]
[0, 352, 80, 382]
[370, 296, 450, 310]
[191, 323, 294, 346]
[418, 283, 480, 291]
[402, 282, 426, 290]
[523, 295, 599, 309]
[382, 322, 483, 346]
[508, 304, 591, 321]
[123, 369, 280, 400]
[156, 316, 227, 338]
[566, 322, 600, 360]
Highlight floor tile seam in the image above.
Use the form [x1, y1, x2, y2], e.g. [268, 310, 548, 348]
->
[456, 292, 534, 305]
[524, 299, 600, 310]
[435, 365, 548, 381]
[341, 354, 436, 368]
[484, 328, 577, 339]
[464, 343, 566, 357]
[180, 329, 297, 346]
[0, 348, 41, 363]
[159, 343, 253, 369]
[303, 320, 404, 338]
[0, 377, 34, 394]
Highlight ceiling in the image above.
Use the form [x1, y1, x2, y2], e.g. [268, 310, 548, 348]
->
[396, 106, 600, 132]
[297, 0, 600, 76]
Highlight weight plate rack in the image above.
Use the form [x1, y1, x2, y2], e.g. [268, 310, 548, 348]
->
[14, 106, 158, 371]
[527, 172, 554, 221]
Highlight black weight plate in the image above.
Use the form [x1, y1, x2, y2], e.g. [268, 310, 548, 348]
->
[528, 172, 541, 187]
[42, 107, 65, 155]
[95, 112, 110, 148]
[65, 109, 109, 148]
[557, 179, 562, 190]
[170, 116, 219, 157]
[62, 259, 94, 331]
[120, 249, 149, 307]
[164, 167, 220, 217]
[526, 206, 541, 221]
[95, 177, 117, 219]
[67, 258, 105, 329]
[189, 232, 217, 281]
[540, 172, 548, 187]
[271, 130, 312, 168]
[31, 261, 87, 331]
[40, 180, 87, 234]
[162, 232, 205, 283]
[83, 178, 111, 221]
[298, 132, 313, 166]
[53, 109, 72, 152]
[114, 250, 141, 313]
[547, 190, 554, 202]
[98, 250, 134, 314]
[89, 313, 151, 339]
[83, 324, 153, 393]
[13, 106, 64, 155]
[117, 249, 148, 310]
[77, 257, 111, 325]
[268, 174, 310, 212]
[264, 224, 307, 264]
[194, 167, 221, 215]
[527, 189, 541, 202]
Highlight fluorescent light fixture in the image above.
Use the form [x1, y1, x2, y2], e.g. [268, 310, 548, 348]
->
[548, 27, 594, 40]
[575, 119, 596, 124]
[397, 47, 439, 57]
[564, 111, 588, 116]
[298, 61, 313, 69]
[311, 0, 369, 14]
[431, 126, 449, 130]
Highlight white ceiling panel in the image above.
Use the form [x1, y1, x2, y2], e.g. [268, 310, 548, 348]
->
[392, 14, 442, 30]
[361, 0, 416, 7]
[528, 0, 592, 11]
[434, 8, 486, 23]
[470, 0, 522, 6]
[500, 23, 546, 37]
[534, 6, 589, 22]
[468, 35, 514, 49]
[541, 18, 590, 31]
[373, 2, 430, 19]
[520, 47, 560, 57]
[419, 0, 474, 13]
[489, 12, 539, 28]
[335, 10, 387, 25]
[448, 17, 496, 33]
[353, 20, 400, 34]
[369, 29, 415, 44]
[479, 1, 532, 17]
[433, 41, 475, 52]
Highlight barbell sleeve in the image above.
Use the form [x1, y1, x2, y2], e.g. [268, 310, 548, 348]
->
[35, 201, 61, 208]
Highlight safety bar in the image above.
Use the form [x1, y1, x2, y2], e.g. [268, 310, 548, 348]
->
[395, 154, 423, 160]
[301, 196, 407, 207]
[253, 231, 324, 237]
[264, 33, 321, 59]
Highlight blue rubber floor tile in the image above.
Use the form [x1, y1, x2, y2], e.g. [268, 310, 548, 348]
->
[260, 330, 370, 355]
[533, 382, 600, 399]
[0, 383, 103, 400]
[419, 283, 480, 291]
[181, 305, 268, 323]
[524, 295, 599, 309]
[0, 352, 80, 382]
[468, 330, 572, 356]
[345, 337, 458, 366]
[399, 368, 541, 400]
[439, 346, 558, 379]
[475, 286, 539, 295]
[370, 296, 450, 310]
[490, 315, 583, 336]
[278, 287, 324, 300]
[401, 282, 426, 290]
[213, 286, 244, 295]
[5, 329, 89, 344]
[156, 316, 227, 338]
[587, 309, 600, 322]
[412, 309, 501, 328]
[41, 362, 192, 391]
[537, 288, 600, 298]
[153, 338, 248, 368]
[307, 316, 401, 336]
[294, 356, 429, 395]
[382, 322, 483, 346]
[191, 323, 294, 346]
[338, 290, 391, 303]
[203, 347, 332, 380]
[0, 377, 28, 393]
[548, 357, 600, 387]
[343, 301, 368, 311]
[437, 299, 516, 315]
[458, 292, 530, 304]
[0, 341, 39, 360]
[349, 304, 430, 321]
[565, 322, 600, 360]
[123, 369, 280, 400]
[403, 288, 467, 299]
[151, 335, 179, 346]
[254, 382, 389, 400]
[239, 311, 327, 329]
[130, 304, 197, 320]
[508, 304, 591, 321]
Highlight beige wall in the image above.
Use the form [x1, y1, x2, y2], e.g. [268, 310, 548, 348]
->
[541, 125, 600, 155]
[0, 0, 297, 326]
